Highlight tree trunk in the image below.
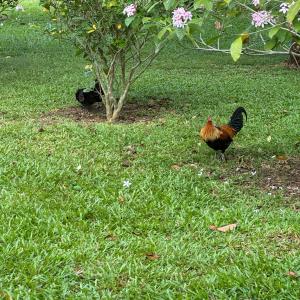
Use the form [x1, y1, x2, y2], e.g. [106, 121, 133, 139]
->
[104, 95, 114, 122]
[108, 100, 125, 123]
[288, 42, 300, 68]
[104, 95, 125, 123]
[105, 82, 131, 123]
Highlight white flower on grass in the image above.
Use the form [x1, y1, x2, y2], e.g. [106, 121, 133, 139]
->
[198, 168, 204, 176]
[123, 180, 132, 188]
[15, 4, 25, 11]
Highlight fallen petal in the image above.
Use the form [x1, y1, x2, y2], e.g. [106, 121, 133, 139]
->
[171, 164, 181, 171]
[287, 271, 299, 278]
[145, 253, 160, 260]
[210, 224, 237, 232]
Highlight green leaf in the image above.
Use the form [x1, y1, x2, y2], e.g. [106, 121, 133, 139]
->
[188, 22, 202, 35]
[175, 29, 186, 41]
[103, 0, 117, 8]
[194, 0, 213, 10]
[277, 29, 288, 43]
[194, 0, 202, 9]
[205, 35, 221, 45]
[287, 0, 300, 23]
[163, 0, 175, 10]
[294, 21, 300, 32]
[75, 48, 84, 56]
[147, 2, 160, 13]
[268, 26, 280, 39]
[158, 27, 168, 40]
[125, 16, 135, 27]
[230, 36, 243, 62]
[142, 17, 151, 24]
[264, 39, 277, 50]
[189, 17, 203, 27]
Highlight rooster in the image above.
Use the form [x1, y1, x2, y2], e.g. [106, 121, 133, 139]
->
[200, 107, 247, 160]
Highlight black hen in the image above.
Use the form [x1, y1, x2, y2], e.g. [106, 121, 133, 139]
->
[76, 81, 103, 106]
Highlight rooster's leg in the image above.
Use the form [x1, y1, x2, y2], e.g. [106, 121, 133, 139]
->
[214, 151, 219, 159]
[215, 151, 223, 161]
[220, 152, 227, 162]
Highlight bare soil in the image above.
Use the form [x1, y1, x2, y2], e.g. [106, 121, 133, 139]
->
[259, 157, 300, 198]
[41, 98, 171, 124]
[228, 156, 300, 199]
[184, 154, 300, 199]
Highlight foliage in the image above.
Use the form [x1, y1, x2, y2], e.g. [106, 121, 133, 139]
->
[40, 0, 203, 121]
[0, 0, 18, 16]
[187, 0, 300, 63]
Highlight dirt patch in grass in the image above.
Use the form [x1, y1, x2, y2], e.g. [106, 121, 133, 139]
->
[229, 156, 300, 199]
[232, 156, 300, 200]
[41, 98, 171, 124]
[268, 232, 300, 253]
[189, 155, 300, 199]
[269, 232, 300, 244]
[259, 157, 300, 198]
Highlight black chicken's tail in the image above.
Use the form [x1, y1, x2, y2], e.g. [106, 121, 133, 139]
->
[228, 107, 247, 133]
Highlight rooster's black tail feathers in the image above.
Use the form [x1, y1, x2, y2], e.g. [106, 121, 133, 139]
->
[228, 107, 247, 133]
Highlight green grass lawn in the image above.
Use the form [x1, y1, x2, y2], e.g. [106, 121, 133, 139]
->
[0, 1, 299, 299]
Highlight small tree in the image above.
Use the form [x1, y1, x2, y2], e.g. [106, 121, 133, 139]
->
[0, 0, 18, 17]
[41, 0, 203, 122]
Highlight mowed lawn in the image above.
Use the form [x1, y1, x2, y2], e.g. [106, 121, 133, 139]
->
[0, 1, 299, 298]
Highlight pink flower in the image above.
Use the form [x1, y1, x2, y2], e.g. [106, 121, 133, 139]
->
[252, 0, 260, 6]
[172, 7, 192, 28]
[251, 11, 274, 28]
[123, 4, 137, 17]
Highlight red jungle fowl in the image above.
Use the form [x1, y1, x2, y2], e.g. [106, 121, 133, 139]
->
[200, 107, 247, 160]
